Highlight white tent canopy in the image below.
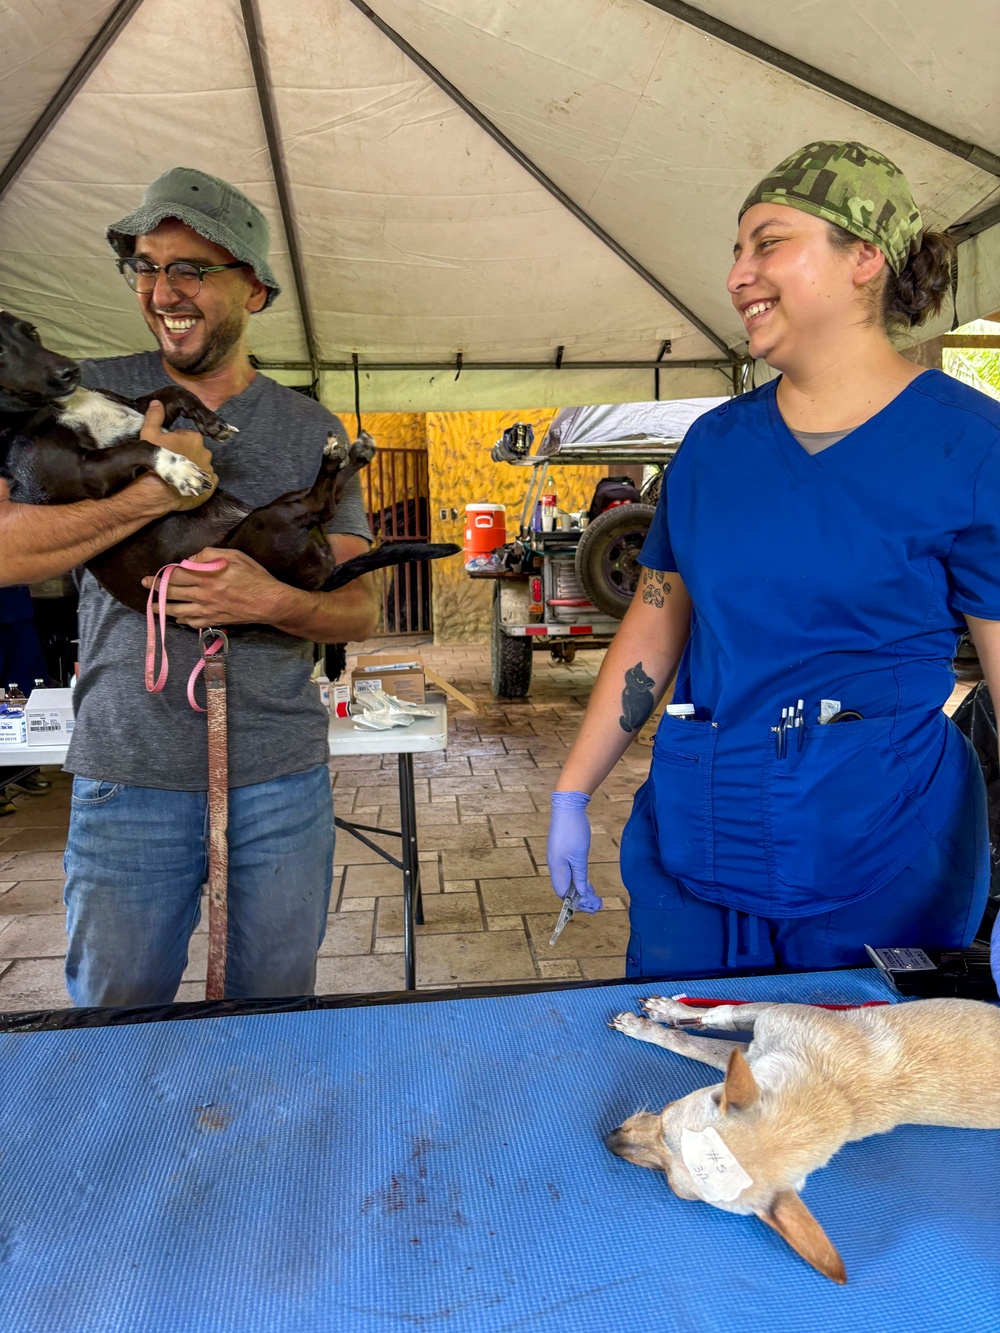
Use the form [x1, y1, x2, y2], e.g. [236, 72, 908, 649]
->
[2, 0, 999, 408]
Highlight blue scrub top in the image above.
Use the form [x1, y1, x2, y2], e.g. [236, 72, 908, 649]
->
[638, 370, 1000, 917]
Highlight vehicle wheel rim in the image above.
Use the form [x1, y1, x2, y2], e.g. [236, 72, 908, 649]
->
[602, 533, 643, 595]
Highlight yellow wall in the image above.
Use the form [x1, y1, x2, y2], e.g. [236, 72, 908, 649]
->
[340, 408, 604, 644]
[425, 410, 599, 643]
[358, 412, 427, 450]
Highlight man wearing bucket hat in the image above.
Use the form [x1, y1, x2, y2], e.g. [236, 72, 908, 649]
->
[4, 167, 378, 1006]
[548, 141, 1000, 982]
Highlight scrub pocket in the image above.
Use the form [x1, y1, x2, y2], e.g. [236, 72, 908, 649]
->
[763, 716, 916, 912]
[620, 781, 687, 911]
[647, 715, 717, 885]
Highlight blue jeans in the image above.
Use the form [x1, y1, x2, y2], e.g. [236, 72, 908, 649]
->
[64, 764, 335, 1006]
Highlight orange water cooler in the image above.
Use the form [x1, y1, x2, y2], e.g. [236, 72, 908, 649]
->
[464, 503, 507, 561]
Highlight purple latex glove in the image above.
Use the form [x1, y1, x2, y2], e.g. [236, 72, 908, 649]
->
[547, 791, 603, 913]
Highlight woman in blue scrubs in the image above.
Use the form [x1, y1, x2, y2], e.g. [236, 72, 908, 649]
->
[547, 141, 1000, 978]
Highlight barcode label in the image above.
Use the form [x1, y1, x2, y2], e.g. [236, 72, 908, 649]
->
[28, 714, 67, 735]
[26, 711, 73, 737]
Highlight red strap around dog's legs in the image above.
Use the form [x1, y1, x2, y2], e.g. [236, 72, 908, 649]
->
[672, 996, 891, 1010]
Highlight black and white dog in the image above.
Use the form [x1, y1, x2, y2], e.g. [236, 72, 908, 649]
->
[0, 310, 458, 613]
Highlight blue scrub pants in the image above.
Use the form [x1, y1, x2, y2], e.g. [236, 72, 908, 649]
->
[620, 775, 989, 979]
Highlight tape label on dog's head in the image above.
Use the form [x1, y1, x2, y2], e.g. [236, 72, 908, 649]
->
[680, 1126, 753, 1201]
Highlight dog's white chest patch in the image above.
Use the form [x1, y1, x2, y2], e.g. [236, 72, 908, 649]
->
[680, 1127, 753, 1202]
[56, 388, 144, 449]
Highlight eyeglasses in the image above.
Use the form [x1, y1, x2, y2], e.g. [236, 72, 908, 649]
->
[117, 257, 250, 297]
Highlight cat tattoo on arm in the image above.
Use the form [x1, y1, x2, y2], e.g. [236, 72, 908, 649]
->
[641, 568, 671, 608]
[620, 662, 655, 733]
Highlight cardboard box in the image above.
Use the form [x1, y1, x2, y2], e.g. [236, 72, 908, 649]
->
[0, 710, 27, 745]
[351, 654, 425, 705]
[24, 687, 75, 746]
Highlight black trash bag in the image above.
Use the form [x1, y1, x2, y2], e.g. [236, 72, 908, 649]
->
[587, 476, 641, 522]
[951, 681, 1000, 940]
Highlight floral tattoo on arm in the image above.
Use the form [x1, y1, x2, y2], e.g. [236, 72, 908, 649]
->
[640, 568, 671, 608]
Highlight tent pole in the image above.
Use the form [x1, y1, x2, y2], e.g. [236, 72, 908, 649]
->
[654, 340, 671, 401]
[347, 0, 738, 363]
[949, 201, 1000, 246]
[252, 357, 733, 372]
[640, 1, 1000, 179]
[0, 0, 148, 202]
[239, 0, 321, 377]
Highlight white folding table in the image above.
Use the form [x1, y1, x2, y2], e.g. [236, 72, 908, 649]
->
[327, 698, 448, 990]
[0, 701, 449, 993]
[0, 738, 70, 788]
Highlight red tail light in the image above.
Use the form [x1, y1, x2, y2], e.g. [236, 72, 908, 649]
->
[531, 577, 542, 603]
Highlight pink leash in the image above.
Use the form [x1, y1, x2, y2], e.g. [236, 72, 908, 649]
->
[145, 557, 231, 999]
[145, 558, 228, 710]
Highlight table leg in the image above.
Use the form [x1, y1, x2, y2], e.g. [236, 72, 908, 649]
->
[397, 752, 424, 991]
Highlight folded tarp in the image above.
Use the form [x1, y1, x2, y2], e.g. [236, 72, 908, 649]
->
[541, 398, 730, 452]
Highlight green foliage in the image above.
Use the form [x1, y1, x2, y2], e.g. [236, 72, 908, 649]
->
[943, 320, 1000, 401]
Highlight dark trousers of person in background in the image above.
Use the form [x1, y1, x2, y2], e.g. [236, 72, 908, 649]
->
[0, 586, 49, 693]
[0, 586, 54, 812]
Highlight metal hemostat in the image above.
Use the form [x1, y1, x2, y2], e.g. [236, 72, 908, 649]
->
[549, 885, 582, 946]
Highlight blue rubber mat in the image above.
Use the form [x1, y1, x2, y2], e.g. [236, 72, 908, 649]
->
[2, 970, 997, 1332]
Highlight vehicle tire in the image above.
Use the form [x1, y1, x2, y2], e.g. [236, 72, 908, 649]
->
[574, 503, 656, 619]
[491, 588, 533, 697]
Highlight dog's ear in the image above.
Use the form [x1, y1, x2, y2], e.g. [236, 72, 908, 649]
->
[758, 1189, 847, 1284]
[719, 1046, 760, 1113]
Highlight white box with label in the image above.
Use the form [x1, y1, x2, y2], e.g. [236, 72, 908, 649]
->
[0, 711, 27, 745]
[24, 687, 75, 747]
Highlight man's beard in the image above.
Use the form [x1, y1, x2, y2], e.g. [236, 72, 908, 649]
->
[151, 306, 246, 375]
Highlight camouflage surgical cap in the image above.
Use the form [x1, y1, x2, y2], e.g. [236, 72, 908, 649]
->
[739, 141, 923, 275]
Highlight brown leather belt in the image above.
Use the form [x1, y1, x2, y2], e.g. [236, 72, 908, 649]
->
[200, 629, 230, 1001]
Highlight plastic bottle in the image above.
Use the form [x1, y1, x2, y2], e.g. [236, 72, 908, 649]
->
[665, 703, 696, 719]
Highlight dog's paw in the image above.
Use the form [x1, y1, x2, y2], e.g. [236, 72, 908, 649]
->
[323, 433, 349, 464]
[182, 403, 237, 442]
[608, 1011, 654, 1039]
[641, 996, 704, 1026]
[349, 430, 376, 465]
[154, 449, 213, 497]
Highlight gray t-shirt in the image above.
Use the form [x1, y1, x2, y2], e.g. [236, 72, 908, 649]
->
[66, 353, 371, 791]
[789, 426, 850, 455]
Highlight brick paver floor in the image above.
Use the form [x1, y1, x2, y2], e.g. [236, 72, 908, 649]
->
[0, 644, 974, 1012]
[0, 644, 638, 1010]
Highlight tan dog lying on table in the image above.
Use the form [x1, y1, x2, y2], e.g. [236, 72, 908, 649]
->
[606, 996, 1000, 1283]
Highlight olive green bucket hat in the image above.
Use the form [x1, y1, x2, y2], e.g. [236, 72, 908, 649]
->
[740, 141, 923, 276]
[106, 167, 281, 308]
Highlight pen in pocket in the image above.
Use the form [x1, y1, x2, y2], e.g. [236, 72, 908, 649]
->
[773, 699, 805, 759]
